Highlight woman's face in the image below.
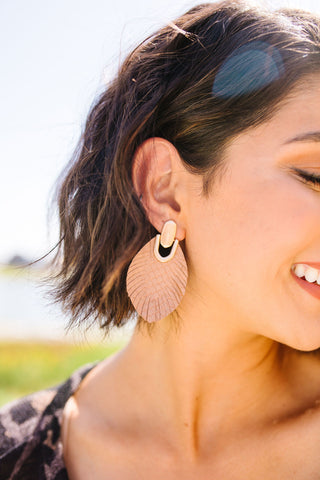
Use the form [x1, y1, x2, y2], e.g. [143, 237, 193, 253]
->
[184, 76, 320, 351]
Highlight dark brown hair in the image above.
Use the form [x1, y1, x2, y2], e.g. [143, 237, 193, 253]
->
[46, 0, 320, 337]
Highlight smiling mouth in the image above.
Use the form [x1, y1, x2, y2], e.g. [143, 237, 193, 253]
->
[296, 275, 320, 285]
[291, 264, 320, 284]
[291, 268, 320, 300]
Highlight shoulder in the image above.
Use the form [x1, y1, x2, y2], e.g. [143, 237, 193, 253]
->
[0, 361, 99, 479]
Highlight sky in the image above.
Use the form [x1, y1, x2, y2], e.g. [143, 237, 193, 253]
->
[1, 0, 320, 264]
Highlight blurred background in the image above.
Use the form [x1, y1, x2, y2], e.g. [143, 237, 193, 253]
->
[1, 0, 319, 406]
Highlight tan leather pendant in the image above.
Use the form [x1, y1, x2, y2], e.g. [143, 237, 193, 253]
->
[126, 234, 188, 323]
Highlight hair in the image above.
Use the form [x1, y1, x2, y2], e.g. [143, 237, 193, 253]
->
[45, 0, 320, 338]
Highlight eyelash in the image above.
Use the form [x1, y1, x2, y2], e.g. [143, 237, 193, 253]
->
[293, 168, 320, 191]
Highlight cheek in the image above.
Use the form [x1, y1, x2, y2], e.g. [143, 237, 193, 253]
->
[186, 174, 320, 293]
[184, 170, 320, 345]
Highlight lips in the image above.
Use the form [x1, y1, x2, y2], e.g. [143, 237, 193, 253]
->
[291, 268, 320, 300]
[297, 262, 320, 270]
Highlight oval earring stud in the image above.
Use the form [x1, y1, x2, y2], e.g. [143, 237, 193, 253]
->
[154, 219, 179, 262]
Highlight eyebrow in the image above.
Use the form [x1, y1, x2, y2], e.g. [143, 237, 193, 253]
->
[284, 132, 320, 144]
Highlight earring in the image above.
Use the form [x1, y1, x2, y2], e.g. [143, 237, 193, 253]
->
[126, 220, 188, 323]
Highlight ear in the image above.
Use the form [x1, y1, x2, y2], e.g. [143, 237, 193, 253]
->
[131, 137, 187, 241]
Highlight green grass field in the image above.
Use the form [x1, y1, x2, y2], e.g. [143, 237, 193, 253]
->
[0, 340, 125, 407]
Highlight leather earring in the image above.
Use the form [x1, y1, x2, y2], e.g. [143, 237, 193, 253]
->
[126, 220, 188, 323]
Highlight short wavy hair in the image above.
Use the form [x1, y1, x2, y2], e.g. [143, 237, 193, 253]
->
[45, 0, 320, 337]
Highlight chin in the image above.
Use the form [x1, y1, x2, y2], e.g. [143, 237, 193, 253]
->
[291, 344, 320, 354]
[271, 315, 320, 353]
[283, 335, 320, 353]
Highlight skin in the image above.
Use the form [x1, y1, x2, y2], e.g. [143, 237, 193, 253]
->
[61, 76, 320, 479]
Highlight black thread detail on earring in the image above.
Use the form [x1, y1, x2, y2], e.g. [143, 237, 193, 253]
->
[159, 243, 173, 258]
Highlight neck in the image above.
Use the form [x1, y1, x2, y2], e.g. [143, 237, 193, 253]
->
[118, 307, 291, 460]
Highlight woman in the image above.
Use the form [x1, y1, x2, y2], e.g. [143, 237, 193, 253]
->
[1, 0, 320, 478]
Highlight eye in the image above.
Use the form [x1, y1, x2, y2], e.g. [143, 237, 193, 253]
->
[292, 168, 320, 192]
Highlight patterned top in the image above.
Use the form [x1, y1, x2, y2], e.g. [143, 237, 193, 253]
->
[0, 361, 99, 480]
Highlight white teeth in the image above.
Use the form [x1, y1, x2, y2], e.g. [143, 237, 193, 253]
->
[305, 267, 319, 283]
[294, 264, 306, 278]
[293, 264, 320, 284]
